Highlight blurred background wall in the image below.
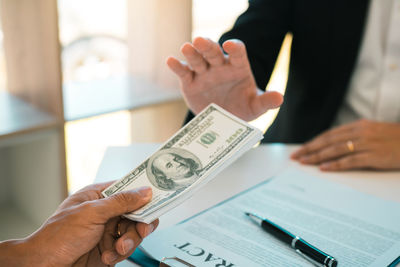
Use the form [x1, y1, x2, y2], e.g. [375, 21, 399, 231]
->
[0, 0, 291, 239]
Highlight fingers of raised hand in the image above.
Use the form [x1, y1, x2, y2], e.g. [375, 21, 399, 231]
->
[222, 39, 250, 68]
[166, 56, 193, 85]
[193, 37, 225, 66]
[181, 42, 208, 74]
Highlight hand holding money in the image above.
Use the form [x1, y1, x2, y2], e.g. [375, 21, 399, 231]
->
[0, 182, 158, 267]
[102, 104, 263, 223]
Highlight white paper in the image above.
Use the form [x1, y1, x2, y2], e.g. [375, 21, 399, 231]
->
[140, 168, 400, 267]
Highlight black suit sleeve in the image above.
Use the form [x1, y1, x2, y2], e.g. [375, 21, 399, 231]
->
[220, 0, 292, 90]
[184, 0, 292, 124]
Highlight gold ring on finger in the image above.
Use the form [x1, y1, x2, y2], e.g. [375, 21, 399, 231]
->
[115, 221, 122, 239]
[346, 140, 355, 153]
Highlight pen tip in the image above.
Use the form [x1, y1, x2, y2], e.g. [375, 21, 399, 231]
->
[244, 212, 250, 216]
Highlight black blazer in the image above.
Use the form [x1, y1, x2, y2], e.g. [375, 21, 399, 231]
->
[185, 0, 370, 143]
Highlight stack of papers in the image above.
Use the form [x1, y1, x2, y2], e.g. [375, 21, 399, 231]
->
[139, 168, 400, 266]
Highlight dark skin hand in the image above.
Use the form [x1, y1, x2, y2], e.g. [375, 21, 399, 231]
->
[0, 182, 159, 267]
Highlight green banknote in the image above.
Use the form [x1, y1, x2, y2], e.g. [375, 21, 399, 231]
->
[102, 104, 263, 223]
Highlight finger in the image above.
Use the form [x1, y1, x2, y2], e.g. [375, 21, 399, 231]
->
[101, 217, 120, 250]
[86, 246, 107, 267]
[193, 37, 225, 66]
[100, 220, 134, 265]
[291, 128, 359, 159]
[101, 219, 139, 265]
[181, 42, 208, 74]
[222, 39, 250, 68]
[136, 219, 159, 239]
[249, 91, 283, 117]
[114, 223, 142, 256]
[96, 186, 152, 221]
[104, 221, 148, 265]
[299, 140, 364, 165]
[319, 152, 370, 171]
[101, 250, 119, 266]
[166, 56, 193, 85]
[98, 217, 120, 266]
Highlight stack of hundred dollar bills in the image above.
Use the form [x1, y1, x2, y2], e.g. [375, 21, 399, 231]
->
[102, 104, 263, 224]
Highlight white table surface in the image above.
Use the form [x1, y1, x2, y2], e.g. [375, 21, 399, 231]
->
[96, 143, 400, 266]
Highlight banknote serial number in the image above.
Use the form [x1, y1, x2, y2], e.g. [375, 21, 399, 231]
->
[226, 128, 244, 144]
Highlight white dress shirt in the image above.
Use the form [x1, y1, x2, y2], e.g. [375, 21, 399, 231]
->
[334, 0, 400, 125]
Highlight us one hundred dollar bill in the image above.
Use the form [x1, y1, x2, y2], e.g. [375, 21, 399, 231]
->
[102, 104, 263, 223]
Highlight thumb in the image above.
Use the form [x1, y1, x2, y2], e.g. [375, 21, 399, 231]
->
[250, 91, 283, 118]
[95, 186, 153, 221]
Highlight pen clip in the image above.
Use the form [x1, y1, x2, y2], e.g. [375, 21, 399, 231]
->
[295, 249, 325, 267]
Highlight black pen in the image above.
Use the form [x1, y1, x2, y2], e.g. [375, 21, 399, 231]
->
[245, 212, 338, 267]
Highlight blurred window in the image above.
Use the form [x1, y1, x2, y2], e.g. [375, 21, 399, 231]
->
[65, 111, 131, 193]
[58, 0, 128, 83]
[58, 0, 131, 193]
[0, 19, 7, 91]
[192, 0, 248, 41]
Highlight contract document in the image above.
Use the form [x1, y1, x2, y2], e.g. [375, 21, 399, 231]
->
[140, 168, 400, 266]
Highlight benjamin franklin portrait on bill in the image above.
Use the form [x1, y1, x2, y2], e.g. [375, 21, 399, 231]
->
[146, 148, 203, 191]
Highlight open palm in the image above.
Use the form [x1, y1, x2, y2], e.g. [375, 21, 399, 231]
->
[167, 37, 283, 121]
